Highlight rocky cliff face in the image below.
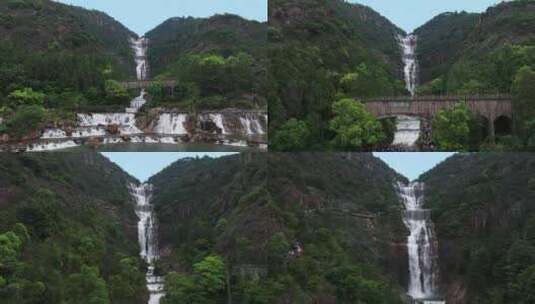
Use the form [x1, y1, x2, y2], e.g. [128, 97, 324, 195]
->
[420, 153, 535, 303]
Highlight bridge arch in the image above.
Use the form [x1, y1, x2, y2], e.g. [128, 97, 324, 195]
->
[494, 115, 513, 137]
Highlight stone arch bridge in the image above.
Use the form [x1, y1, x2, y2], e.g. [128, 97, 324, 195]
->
[362, 95, 513, 139]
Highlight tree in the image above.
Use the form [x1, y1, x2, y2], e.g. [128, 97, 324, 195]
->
[512, 265, 535, 303]
[512, 66, 535, 140]
[193, 255, 226, 296]
[109, 258, 145, 303]
[6, 104, 46, 138]
[7, 87, 45, 107]
[271, 119, 310, 151]
[66, 265, 110, 304]
[432, 102, 472, 151]
[104, 80, 129, 105]
[329, 98, 384, 150]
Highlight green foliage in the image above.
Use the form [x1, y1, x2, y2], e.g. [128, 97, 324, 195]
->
[66, 265, 110, 304]
[432, 102, 472, 151]
[5, 105, 46, 138]
[7, 88, 45, 107]
[513, 66, 535, 140]
[270, 119, 311, 151]
[329, 98, 384, 150]
[104, 80, 129, 105]
[163, 255, 226, 304]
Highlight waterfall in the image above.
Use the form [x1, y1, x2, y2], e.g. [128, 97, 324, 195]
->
[393, 115, 421, 148]
[127, 89, 148, 113]
[397, 182, 443, 303]
[42, 128, 68, 139]
[26, 140, 79, 151]
[131, 37, 149, 81]
[239, 114, 266, 135]
[129, 183, 165, 304]
[398, 34, 418, 96]
[153, 113, 188, 135]
[209, 114, 228, 135]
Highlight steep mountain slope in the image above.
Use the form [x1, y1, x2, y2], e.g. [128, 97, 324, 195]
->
[145, 14, 266, 77]
[149, 153, 408, 303]
[415, 1, 535, 94]
[0, 0, 137, 82]
[268, 0, 406, 150]
[0, 153, 147, 304]
[420, 153, 535, 303]
[414, 12, 479, 87]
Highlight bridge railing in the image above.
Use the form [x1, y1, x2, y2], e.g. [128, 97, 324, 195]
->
[360, 94, 512, 103]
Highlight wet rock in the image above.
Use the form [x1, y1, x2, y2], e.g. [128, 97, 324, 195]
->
[106, 124, 120, 135]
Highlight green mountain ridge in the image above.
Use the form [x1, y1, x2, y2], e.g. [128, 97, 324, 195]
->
[420, 153, 535, 303]
[0, 153, 147, 303]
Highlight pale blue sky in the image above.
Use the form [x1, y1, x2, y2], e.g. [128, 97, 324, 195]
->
[55, 0, 267, 35]
[101, 152, 236, 181]
[350, 0, 507, 32]
[373, 152, 455, 180]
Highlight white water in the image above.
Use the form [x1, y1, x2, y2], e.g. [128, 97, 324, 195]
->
[127, 90, 148, 113]
[393, 115, 421, 147]
[239, 114, 266, 135]
[209, 114, 228, 135]
[397, 182, 441, 302]
[41, 128, 68, 139]
[131, 37, 149, 81]
[26, 140, 79, 151]
[129, 183, 165, 304]
[398, 34, 418, 96]
[153, 113, 188, 135]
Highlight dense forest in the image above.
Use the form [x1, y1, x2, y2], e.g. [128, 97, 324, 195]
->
[421, 153, 535, 303]
[0, 153, 147, 303]
[144, 14, 267, 111]
[268, 0, 406, 151]
[148, 153, 409, 303]
[269, 0, 535, 152]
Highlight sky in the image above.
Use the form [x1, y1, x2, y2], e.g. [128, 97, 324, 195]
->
[350, 0, 506, 32]
[101, 152, 236, 181]
[373, 152, 455, 180]
[55, 0, 267, 35]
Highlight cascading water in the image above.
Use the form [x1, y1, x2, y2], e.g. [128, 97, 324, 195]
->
[131, 37, 149, 81]
[129, 183, 165, 304]
[393, 115, 421, 148]
[153, 113, 188, 135]
[397, 182, 444, 303]
[398, 34, 418, 97]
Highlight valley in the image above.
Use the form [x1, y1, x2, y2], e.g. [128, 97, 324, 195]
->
[0, 0, 267, 151]
[2, 152, 534, 303]
[269, 0, 535, 152]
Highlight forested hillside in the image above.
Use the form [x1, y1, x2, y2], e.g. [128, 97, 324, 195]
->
[416, 0, 535, 96]
[420, 153, 535, 303]
[0, 153, 147, 303]
[149, 153, 408, 303]
[269, 0, 406, 151]
[413, 12, 479, 88]
[0, 0, 137, 141]
[145, 14, 267, 110]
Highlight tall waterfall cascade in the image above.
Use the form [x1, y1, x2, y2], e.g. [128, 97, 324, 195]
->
[129, 183, 165, 304]
[398, 34, 418, 97]
[397, 182, 444, 304]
